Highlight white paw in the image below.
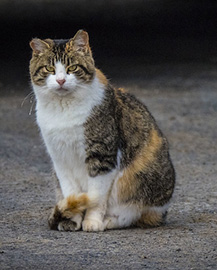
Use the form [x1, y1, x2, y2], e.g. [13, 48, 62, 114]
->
[104, 217, 118, 230]
[71, 213, 83, 231]
[82, 219, 104, 232]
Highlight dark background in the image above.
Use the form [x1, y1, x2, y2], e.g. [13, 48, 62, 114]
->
[1, 0, 217, 91]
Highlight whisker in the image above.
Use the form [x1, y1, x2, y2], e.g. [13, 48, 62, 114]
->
[21, 91, 36, 115]
[21, 91, 34, 107]
[29, 99, 36, 115]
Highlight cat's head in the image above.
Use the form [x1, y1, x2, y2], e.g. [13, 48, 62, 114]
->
[29, 30, 95, 96]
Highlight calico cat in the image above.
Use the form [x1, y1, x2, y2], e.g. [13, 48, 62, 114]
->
[29, 30, 175, 232]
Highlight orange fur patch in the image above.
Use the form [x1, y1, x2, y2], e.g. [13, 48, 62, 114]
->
[65, 42, 71, 52]
[118, 87, 126, 93]
[66, 194, 89, 212]
[137, 209, 163, 227]
[58, 193, 90, 218]
[118, 129, 162, 201]
[96, 68, 108, 85]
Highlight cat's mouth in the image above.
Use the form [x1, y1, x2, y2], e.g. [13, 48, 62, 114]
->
[54, 87, 71, 96]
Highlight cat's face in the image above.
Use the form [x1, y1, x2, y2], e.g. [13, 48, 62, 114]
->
[29, 30, 95, 96]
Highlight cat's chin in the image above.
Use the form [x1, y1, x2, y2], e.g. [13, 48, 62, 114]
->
[53, 87, 73, 96]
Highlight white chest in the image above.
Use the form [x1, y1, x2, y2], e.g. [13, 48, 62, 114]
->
[37, 102, 87, 163]
[36, 105, 89, 194]
[33, 77, 105, 195]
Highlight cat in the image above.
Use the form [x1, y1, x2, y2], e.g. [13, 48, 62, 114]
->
[29, 30, 175, 232]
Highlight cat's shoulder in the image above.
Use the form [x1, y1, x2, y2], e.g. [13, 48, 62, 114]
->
[95, 68, 108, 86]
[113, 86, 149, 113]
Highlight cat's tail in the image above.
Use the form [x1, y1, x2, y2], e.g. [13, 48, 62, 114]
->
[136, 206, 168, 228]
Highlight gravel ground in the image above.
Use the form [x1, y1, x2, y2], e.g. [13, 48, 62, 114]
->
[0, 63, 217, 269]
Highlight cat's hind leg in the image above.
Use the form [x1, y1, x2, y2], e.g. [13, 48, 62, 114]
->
[48, 193, 90, 231]
[103, 204, 142, 230]
[103, 204, 168, 230]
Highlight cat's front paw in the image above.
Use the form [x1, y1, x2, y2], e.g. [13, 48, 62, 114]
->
[48, 194, 90, 231]
[48, 205, 82, 231]
[48, 205, 62, 230]
[82, 219, 104, 232]
[58, 220, 77, 231]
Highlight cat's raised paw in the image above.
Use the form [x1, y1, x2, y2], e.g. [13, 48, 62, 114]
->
[82, 219, 104, 232]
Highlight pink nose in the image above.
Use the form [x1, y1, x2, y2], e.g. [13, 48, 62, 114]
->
[56, 79, 66, 86]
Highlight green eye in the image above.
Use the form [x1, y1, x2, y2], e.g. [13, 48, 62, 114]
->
[67, 65, 78, 72]
[45, 66, 55, 72]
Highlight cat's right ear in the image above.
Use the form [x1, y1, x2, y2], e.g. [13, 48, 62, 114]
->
[30, 39, 51, 55]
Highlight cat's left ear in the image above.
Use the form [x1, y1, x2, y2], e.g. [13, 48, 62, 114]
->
[66, 30, 91, 54]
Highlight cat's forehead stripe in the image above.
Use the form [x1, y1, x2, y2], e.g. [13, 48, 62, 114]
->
[51, 42, 79, 67]
[52, 40, 70, 55]
[50, 45, 69, 65]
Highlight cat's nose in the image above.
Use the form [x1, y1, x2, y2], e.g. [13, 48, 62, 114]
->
[56, 79, 66, 86]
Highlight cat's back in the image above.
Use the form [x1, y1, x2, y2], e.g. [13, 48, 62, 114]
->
[114, 88, 155, 123]
[114, 87, 161, 144]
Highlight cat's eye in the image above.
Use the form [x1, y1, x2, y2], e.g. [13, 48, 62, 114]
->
[67, 65, 78, 73]
[45, 66, 55, 73]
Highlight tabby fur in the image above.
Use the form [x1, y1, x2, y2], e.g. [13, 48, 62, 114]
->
[29, 30, 175, 232]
